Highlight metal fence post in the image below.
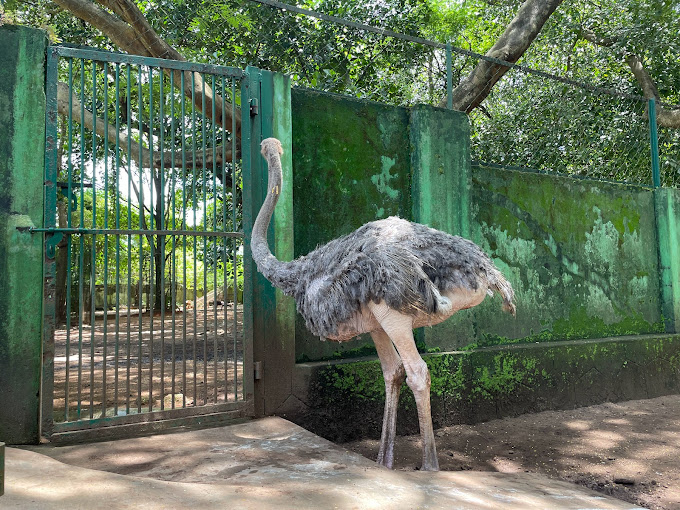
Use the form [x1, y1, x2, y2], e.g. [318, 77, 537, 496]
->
[649, 98, 661, 188]
[446, 42, 453, 110]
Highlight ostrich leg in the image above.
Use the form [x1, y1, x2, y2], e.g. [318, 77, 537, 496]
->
[371, 329, 406, 469]
[369, 303, 439, 471]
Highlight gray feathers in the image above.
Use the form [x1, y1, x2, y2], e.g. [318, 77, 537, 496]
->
[262, 216, 514, 338]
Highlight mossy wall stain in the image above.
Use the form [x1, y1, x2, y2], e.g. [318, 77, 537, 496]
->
[469, 165, 662, 349]
[297, 336, 680, 441]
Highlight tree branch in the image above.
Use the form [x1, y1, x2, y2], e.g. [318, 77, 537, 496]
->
[53, 0, 242, 138]
[52, 0, 149, 55]
[625, 55, 680, 128]
[579, 28, 616, 47]
[581, 28, 680, 128]
[57, 81, 238, 169]
[442, 0, 564, 112]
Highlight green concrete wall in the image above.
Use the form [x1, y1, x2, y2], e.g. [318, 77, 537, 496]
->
[410, 105, 473, 349]
[469, 164, 663, 350]
[654, 188, 680, 333]
[291, 89, 665, 362]
[0, 26, 48, 444]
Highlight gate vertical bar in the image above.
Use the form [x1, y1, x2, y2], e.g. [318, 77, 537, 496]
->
[113, 63, 121, 417]
[220, 76, 228, 401]
[170, 71, 177, 409]
[89, 61, 97, 419]
[230, 78, 238, 401]
[181, 71, 188, 409]
[159, 69, 166, 410]
[191, 72, 198, 407]
[77, 60, 86, 421]
[137, 66, 144, 414]
[64, 59, 75, 423]
[42, 45, 60, 438]
[102, 61, 110, 419]
[148, 66, 155, 414]
[446, 43, 453, 110]
[211, 74, 218, 404]
[201, 77, 208, 405]
[241, 67, 258, 409]
[125, 64, 133, 416]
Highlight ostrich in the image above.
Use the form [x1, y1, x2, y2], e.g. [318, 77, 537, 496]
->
[254, 138, 515, 471]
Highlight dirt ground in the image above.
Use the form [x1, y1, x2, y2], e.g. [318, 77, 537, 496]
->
[51, 303, 244, 421]
[345, 394, 680, 510]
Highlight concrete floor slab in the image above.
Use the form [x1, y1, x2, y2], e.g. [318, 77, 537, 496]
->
[3, 417, 645, 509]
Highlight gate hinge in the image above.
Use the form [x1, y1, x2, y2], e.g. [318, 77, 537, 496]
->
[249, 98, 259, 116]
[254, 361, 263, 380]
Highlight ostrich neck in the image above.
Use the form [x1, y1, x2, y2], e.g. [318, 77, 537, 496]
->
[251, 150, 290, 289]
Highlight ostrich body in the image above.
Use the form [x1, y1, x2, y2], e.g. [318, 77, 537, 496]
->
[254, 138, 515, 471]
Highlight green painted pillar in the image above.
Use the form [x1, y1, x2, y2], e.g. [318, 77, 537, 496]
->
[410, 104, 471, 238]
[0, 26, 48, 444]
[410, 105, 474, 347]
[654, 188, 680, 333]
[245, 69, 295, 416]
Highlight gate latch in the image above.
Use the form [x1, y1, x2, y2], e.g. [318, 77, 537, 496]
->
[45, 232, 64, 259]
[249, 98, 259, 116]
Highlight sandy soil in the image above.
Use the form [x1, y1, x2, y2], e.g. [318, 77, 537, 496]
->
[345, 394, 680, 510]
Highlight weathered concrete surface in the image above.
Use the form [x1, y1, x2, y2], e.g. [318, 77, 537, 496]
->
[410, 104, 474, 348]
[471, 164, 662, 350]
[0, 25, 48, 445]
[6, 418, 643, 509]
[654, 188, 680, 333]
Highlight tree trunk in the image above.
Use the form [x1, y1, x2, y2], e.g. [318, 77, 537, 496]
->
[581, 30, 680, 129]
[55, 201, 69, 326]
[443, 0, 564, 112]
[152, 242, 166, 312]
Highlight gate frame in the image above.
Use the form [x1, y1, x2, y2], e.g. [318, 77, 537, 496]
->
[242, 68, 296, 418]
[38, 45, 292, 442]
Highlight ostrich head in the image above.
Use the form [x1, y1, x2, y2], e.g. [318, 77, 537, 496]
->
[261, 138, 283, 160]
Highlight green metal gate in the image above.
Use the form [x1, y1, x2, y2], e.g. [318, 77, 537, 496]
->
[41, 46, 257, 441]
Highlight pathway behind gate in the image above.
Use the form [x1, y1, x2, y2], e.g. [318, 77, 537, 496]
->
[4, 418, 644, 509]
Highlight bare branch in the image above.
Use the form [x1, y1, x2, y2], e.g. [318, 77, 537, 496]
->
[580, 28, 616, 47]
[580, 29, 680, 128]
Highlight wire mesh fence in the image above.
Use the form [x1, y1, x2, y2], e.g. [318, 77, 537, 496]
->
[468, 68, 653, 183]
[198, 0, 678, 188]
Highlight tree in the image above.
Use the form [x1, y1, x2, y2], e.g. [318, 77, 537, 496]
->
[5, 0, 566, 124]
[8, 0, 680, 175]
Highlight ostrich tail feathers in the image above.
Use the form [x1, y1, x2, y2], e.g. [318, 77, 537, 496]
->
[487, 267, 516, 317]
